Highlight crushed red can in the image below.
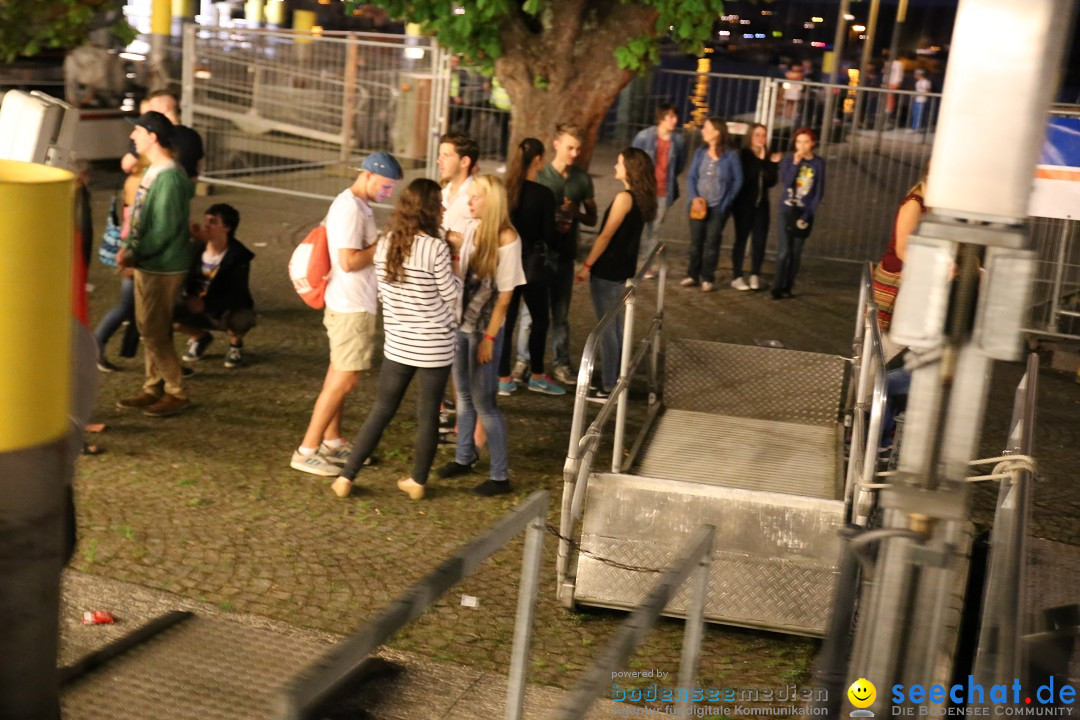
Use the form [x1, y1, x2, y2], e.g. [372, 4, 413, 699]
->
[81, 610, 116, 625]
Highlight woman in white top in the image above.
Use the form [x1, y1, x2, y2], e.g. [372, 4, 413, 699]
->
[437, 175, 525, 496]
[333, 179, 462, 500]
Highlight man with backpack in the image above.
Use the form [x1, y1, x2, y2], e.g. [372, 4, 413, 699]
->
[290, 152, 402, 477]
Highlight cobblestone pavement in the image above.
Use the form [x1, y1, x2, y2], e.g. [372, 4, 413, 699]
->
[74, 156, 1080, 705]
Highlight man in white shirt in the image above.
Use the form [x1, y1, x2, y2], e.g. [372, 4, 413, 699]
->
[291, 152, 402, 476]
[438, 132, 479, 234]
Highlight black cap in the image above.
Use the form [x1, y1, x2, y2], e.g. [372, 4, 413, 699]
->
[127, 111, 175, 147]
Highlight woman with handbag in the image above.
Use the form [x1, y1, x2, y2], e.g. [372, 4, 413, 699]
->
[575, 148, 656, 397]
[93, 157, 147, 371]
[681, 117, 743, 292]
[438, 175, 526, 496]
[496, 137, 565, 396]
[772, 127, 825, 299]
[730, 123, 781, 291]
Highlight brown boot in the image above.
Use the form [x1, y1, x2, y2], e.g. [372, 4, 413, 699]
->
[143, 395, 190, 418]
[116, 392, 160, 410]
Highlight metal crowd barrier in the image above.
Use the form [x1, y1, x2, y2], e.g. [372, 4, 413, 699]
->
[276, 491, 549, 720]
[557, 244, 668, 603]
[844, 262, 889, 525]
[551, 525, 715, 720]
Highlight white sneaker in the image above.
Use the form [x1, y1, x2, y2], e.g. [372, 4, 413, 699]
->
[731, 277, 750, 291]
[642, 270, 656, 280]
[553, 365, 577, 386]
[679, 277, 697, 288]
[291, 450, 340, 477]
[701, 281, 715, 293]
[511, 359, 528, 382]
[749, 275, 761, 290]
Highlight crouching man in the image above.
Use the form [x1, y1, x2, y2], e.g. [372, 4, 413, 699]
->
[175, 203, 256, 368]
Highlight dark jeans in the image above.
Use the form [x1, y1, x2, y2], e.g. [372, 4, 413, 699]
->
[93, 275, 135, 358]
[340, 358, 451, 485]
[549, 257, 575, 369]
[454, 329, 509, 480]
[499, 281, 550, 377]
[589, 275, 626, 392]
[774, 206, 810, 293]
[731, 200, 769, 279]
[174, 305, 257, 340]
[686, 206, 728, 283]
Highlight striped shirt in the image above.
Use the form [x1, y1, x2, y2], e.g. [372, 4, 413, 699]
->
[375, 233, 461, 368]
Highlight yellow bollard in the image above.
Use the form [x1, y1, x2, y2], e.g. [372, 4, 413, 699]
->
[265, 0, 286, 26]
[0, 161, 74, 453]
[294, 9, 316, 44]
[171, 0, 195, 21]
[245, 0, 264, 27]
[151, 0, 172, 36]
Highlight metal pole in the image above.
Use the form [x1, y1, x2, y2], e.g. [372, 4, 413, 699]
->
[340, 34, 358, 165]
[613, 283, 636, 472]
[851, 0, 882, 134]
[149, 0, 173, 91]
[885, 0, 910, 93]
[505, 506, 547, 720]
[820, 0, 853, 153]
[675, 541, 712, 719]
[181, 24, 196, 128]
[1047, 220, 1070, 332]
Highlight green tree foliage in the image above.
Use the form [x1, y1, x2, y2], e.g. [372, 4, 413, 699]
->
[0, 0, 136, 62]
[351, 0, 725, 73]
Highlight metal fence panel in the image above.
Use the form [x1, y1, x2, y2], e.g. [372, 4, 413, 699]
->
[184, 26, 448, 200]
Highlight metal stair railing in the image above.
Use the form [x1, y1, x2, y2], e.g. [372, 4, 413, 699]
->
[550, 525, 715, 720]
[844, 262, 889, 525]
[557, 245, 668, 606]
[276, 491, 549, 720]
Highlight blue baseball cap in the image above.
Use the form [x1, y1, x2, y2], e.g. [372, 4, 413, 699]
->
[360, 151, 403, 180]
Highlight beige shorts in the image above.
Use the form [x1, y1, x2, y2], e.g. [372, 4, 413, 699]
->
[323, 309, 376, 372]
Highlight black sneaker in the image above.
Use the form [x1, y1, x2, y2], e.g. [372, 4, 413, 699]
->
[183, 333, 213, 362]
[181, 366, 195, 378]
[437, 459, 475, 479]
[96, 357, 121, 373]
[473, 479, 512, 496]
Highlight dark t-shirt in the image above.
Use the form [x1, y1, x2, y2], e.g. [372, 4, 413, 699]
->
[537, 163, 595, 261]
[510, 181, 556, 259]
[591, 193, 644, 282]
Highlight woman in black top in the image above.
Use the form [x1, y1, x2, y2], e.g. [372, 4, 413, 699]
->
[498, 138, 564, 395]
[730, 123, 781, 291]
[575, 147, 656, 396]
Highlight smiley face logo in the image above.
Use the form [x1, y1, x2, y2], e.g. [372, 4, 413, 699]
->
[848, 678, 877, 709]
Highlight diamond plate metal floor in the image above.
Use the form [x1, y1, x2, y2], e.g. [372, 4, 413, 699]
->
[635, 410, 842, 499]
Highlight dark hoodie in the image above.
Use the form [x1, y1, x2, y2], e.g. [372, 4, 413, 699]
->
[184, 238, 256, 318]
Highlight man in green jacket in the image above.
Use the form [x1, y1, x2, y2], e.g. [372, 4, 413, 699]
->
[116, 111, 195, 417]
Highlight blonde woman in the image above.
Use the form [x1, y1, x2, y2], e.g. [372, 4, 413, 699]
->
[332, 179, 462, 500]
[437, 174, 525, 496]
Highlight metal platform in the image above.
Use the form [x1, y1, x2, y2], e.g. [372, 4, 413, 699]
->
[570, 339, 850, 635]
[635, 410, 842, 499]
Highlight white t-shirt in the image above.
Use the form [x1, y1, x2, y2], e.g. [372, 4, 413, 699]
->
[323, 188, 378, 314]
[375, 233, 461, 368]
[458, 226, 526, 333]
[914, 77, 931, 102]
[887, 60, 904, 87]
[441, 175, 474, 235]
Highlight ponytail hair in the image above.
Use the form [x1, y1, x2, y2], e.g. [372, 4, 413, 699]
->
[504, 137, 546, 212]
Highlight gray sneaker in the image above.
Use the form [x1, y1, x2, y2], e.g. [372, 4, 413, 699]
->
[511, 359, 528, 382]
[224, 345, 243, 368]
[552, 365, 577, 386]
[290, 450, 340, 477]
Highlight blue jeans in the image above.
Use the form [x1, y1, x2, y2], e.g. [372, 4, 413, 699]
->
[589, 276, 626, 392]
[774, 206, 808, 293]
[910, 101, 928, 131]
[453, 329, 509, 481]
[93, 275, 135, 357]
[687, 205, 728, 283]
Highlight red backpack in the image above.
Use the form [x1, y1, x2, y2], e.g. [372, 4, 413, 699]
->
[288, 224, 331, 309]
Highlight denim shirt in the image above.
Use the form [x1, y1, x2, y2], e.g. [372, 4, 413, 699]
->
[632, 126, 686, 205]
[687, 147, 743, 213]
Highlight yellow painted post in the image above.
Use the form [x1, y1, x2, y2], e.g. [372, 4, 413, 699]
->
[245, 0, 265, 28]
[265, 0, 286, 27]
[172, 0, 195, 21]
[293, 9, 316, 44]
[0, 161, 73, 453]
[151, 0, 172, 36]
[150, 0, 173, 90]
[0, 159, 73, 719]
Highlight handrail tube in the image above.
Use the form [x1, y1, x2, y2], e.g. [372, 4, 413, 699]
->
[278, 491, 549, 720]
[550, 526, 716, 720]
[613, 286, 637, 471]
[860, 309, 889, 495]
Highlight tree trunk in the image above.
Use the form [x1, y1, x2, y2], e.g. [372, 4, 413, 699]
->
[493, 1, 659, 170]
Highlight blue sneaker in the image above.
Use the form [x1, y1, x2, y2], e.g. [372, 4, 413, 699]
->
[498, 380, 517, 396]
[528, 375, 566, 396]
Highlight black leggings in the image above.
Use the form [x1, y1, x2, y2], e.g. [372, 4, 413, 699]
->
[498, 281, 550, 377]
[731, 200, 770, 279]
[340, 358, 451, 485]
